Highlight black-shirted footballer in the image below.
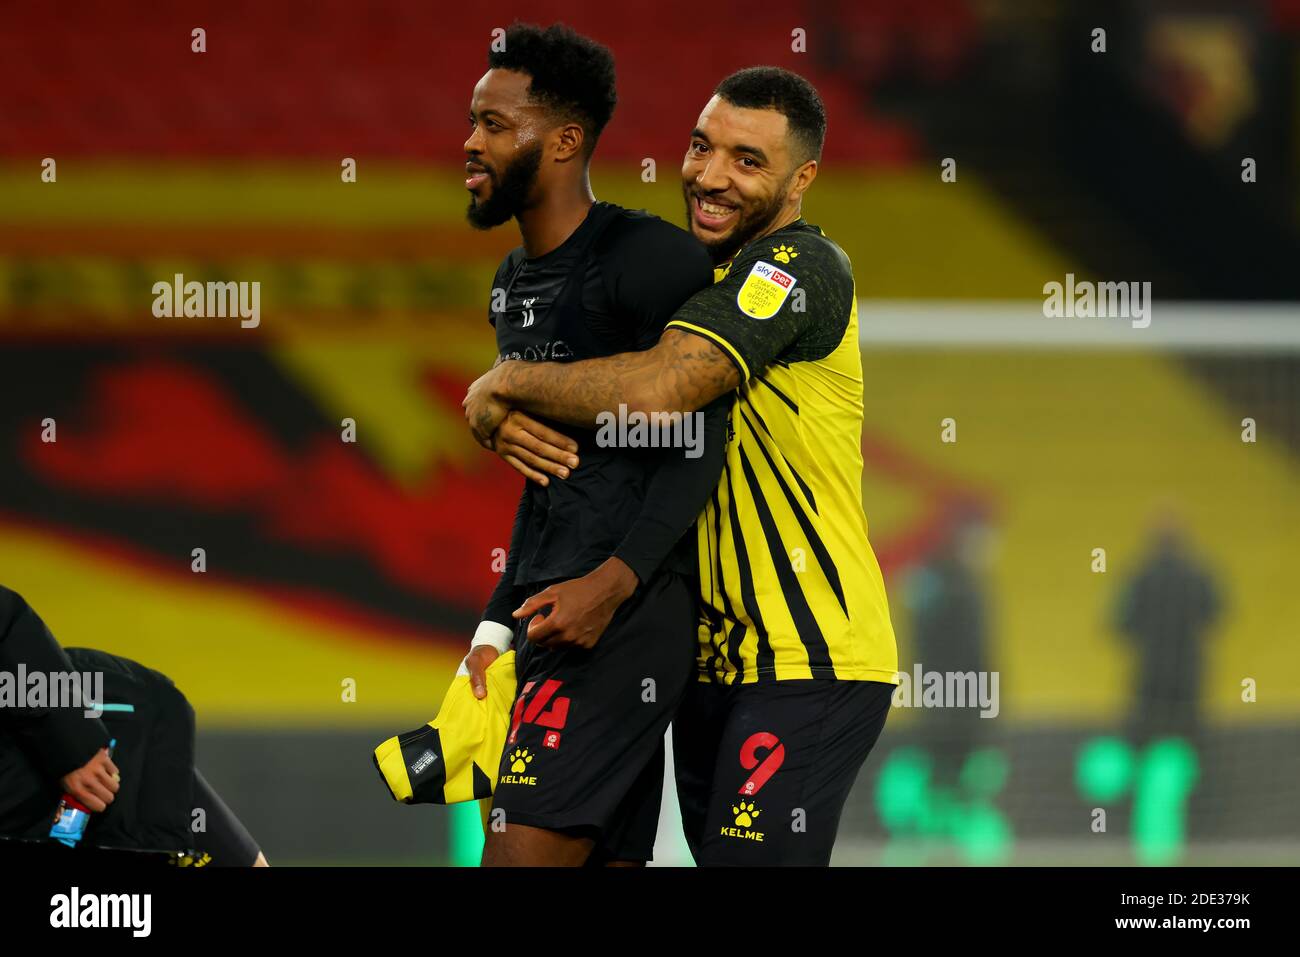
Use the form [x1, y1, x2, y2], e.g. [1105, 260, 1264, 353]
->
[480, 201, 727, 628]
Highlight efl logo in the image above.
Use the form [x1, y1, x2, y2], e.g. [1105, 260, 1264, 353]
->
[736, 260, 798, 319]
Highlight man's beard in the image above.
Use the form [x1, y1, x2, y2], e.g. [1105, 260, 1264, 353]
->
[466, 142, 544, 230]
[683, 179, 790, 263]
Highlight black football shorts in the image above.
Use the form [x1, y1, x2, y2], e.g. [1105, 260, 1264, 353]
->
[673, 677, 894, 865]
[490, 569, 696, 862]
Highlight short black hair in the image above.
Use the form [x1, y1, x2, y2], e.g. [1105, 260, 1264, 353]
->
[488, 22, 617, 155]
[714, 66, 826, 164]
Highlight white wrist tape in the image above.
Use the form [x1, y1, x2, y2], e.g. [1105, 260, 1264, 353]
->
[456, 621, 514, 676]
[471, 620, 514, 652]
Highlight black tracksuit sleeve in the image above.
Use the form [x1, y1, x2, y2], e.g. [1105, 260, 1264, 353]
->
[612, 393, 730, 584]
[0, 587, 111, 782]
[595, 215, 727, 584]
[481, 485, 532, 628]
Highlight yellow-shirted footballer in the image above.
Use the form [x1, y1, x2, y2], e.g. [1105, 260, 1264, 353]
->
[669, 228, 898, 686]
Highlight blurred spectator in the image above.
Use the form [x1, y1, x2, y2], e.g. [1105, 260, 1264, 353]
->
[903, 503, 995, 785]
[1114, 513, 1223, 745]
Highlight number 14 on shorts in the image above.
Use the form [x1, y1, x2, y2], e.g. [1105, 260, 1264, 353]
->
[508, 679, 570, 750]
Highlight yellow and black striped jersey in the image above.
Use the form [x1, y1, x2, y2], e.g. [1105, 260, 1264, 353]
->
[373, 651, 517, 805]
[666, 219, 899, 685]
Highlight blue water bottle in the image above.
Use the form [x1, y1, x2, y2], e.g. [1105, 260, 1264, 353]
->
[50, 738, 116, 848]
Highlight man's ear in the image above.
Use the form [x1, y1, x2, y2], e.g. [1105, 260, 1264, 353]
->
[789, 159, 818, 202]
[552, 122, 587, 163]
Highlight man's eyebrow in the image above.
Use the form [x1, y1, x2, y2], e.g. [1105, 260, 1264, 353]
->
[691, 129, 768, 163]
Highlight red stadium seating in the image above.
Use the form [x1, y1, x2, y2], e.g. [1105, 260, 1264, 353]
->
[0, 0, 929, 165]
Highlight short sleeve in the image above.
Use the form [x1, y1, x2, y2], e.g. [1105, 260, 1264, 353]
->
[665, 231, 854, 381]
[599, 216, 714, 350]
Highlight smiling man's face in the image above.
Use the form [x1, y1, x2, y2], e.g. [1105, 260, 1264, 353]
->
[681, 95, 798, 262]
[463, 68, 548, 229]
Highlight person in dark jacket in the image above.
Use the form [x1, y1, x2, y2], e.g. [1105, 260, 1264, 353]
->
[904, 504, 995, 785]
[1114, 515, 1222, 746]
[0, 585, 266, 865]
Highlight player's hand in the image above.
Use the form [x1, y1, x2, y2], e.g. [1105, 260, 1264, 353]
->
[59, 747, 120, 812]
[464, 644, 500, 700]
[494, 410, 579, 486]
[463, 365, 512, 450]
[514, 558, 639, 650]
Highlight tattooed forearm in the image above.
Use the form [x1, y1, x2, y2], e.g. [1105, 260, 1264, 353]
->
[493, 350, 648, 428]
[494, 330, 742, 427]
[648, 331, 741, 416]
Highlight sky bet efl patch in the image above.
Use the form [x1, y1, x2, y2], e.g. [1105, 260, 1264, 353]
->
[736, 260, 797, 319]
